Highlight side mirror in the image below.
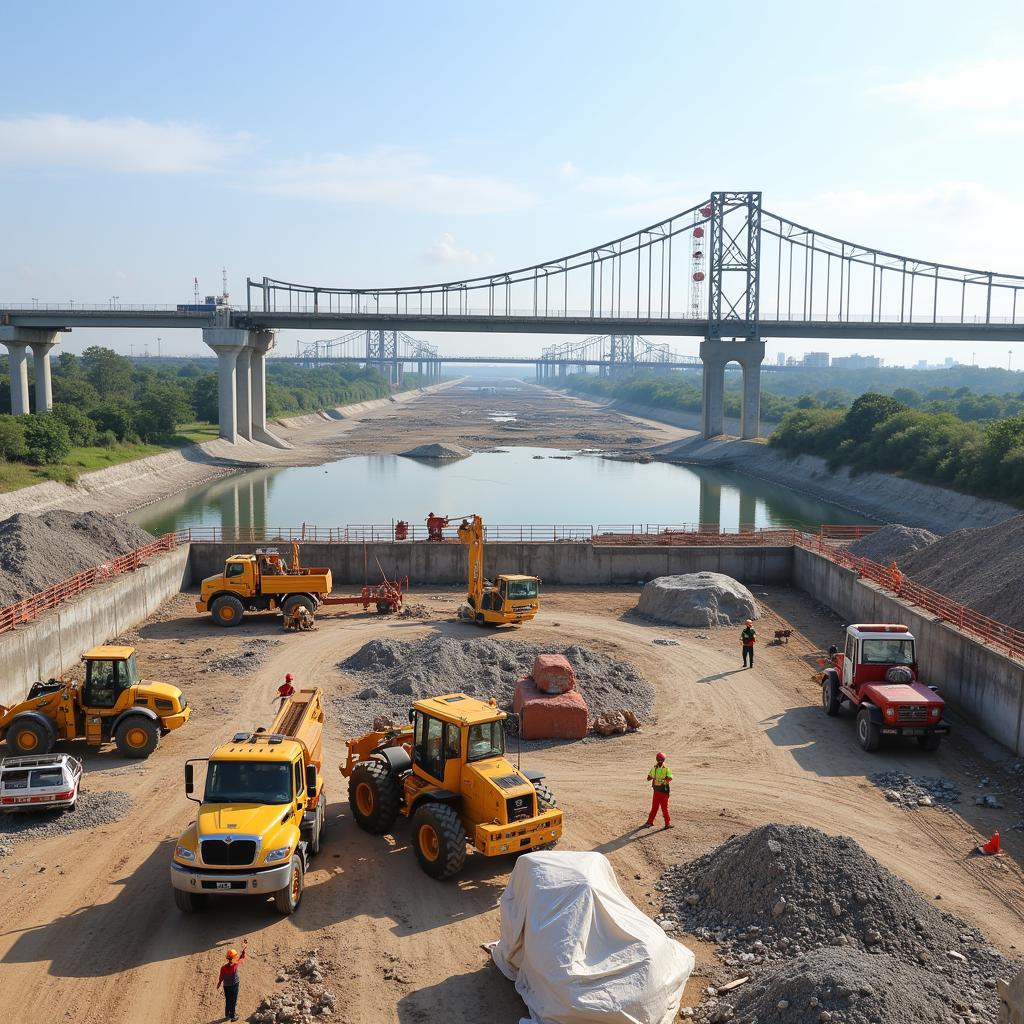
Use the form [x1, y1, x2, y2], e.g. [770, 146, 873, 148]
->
[305, 764, 317, 799]
[407, 707, 415, 724]
[184, 763, 194, 795]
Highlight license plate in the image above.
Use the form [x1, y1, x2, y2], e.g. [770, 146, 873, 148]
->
[215, 882, 232, 890]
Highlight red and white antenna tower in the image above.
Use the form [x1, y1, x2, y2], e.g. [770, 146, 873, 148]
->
[690, 203, 711, 318]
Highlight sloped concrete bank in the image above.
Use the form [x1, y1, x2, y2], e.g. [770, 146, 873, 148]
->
[0, 545, 191, 709]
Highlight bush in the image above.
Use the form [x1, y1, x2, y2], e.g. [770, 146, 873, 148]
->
[97, 429, 118, 448]
[51, 402, 96, 446]
[22, 414, 72, 465]
[0, 414, 28, 460]
[89, 404, 135, 441]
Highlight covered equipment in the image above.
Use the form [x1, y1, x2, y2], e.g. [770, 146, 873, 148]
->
[491, 851, 694, 1024]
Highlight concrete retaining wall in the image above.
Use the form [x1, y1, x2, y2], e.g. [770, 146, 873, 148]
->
[188, 541, 794, 588]
[0, 546, 191, 709]
[793, 546, 1024, 754]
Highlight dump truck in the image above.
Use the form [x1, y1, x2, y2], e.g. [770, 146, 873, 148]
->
[456, 515, 540, 626]
[342, 692, 562, 879]
[0, 645, 190, 758]
[196, 544, 333, 626]
[818, 623, 950, 752]
[171, 687, 327, 914]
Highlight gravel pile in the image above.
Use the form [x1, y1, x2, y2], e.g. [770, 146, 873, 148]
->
[847, 524, 938, 565]
[0, 790, 133, 844]
[0, 511, 154, 604]
[397, 441, 470, 459]
[248, 950, 337, 1024]
[335, 636, 653, 732]
[869, 771, 961, 810]
[660, 824, 1012, 1024]
[207, 638, 282, 675]
[900, 513, 1024, 628]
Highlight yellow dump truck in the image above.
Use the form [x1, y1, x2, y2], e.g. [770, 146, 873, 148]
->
[195, 545, 333, 626]
[0, 646, 190, 758]
[171, 688, 327, 914]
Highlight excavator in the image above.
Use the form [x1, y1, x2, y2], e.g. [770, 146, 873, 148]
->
[455, 514, 540, 626]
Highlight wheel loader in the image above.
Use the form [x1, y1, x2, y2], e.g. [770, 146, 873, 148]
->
[0, 646, 190, 758]
[341, 693, 562, 879]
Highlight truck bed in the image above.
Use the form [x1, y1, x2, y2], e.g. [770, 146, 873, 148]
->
[261, 570, 332, 596]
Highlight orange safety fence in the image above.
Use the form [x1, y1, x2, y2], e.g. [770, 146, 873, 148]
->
[0, 522, 1020, 664]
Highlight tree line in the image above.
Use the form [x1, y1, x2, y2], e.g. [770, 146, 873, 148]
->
[0, 348, 405, 465]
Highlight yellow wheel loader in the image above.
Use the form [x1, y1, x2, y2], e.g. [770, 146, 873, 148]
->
[341, 693, 562, 879]
[0, 646, 190, 759]
[455, 514, 540, 626]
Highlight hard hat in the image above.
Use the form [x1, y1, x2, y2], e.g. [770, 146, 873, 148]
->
[285, 673, 293, 682]
[745, 619, 753, 626]
[226, 948, 238, 961]
[655, 752, 666, 762]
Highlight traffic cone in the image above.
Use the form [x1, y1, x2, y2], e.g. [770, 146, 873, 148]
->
[978, 831, 1001, 856]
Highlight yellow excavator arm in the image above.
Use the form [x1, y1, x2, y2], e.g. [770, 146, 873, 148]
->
[457, 515, 485, 607]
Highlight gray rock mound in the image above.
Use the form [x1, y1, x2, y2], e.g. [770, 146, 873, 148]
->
[397, 442, 470, 459]
[847, 524, 938, 564]
[636, 572, 759, 627]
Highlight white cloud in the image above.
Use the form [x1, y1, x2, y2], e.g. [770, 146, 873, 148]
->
[424, 233, 483, 266]
[0, 114, 250, 173]
[259, 146, 533, 215]
[559, 160, 578, 178]
[877, 56, 1024, 114]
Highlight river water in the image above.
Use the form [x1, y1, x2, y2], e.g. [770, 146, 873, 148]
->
[129, 446, 871, 535]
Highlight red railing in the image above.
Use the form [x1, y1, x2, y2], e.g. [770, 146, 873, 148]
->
[0, 522, 1020, 664]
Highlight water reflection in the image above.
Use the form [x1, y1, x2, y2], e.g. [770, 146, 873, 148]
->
[130, 448, 873, 536]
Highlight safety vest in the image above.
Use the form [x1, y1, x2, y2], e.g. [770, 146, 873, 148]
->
[649, 764, 672, 788]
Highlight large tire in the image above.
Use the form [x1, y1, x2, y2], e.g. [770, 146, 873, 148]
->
[309, 796, 325, 856]
[211, 594, 245, 627]
[115, 716, 160, 759]
[376, 601, 392, 614]
[857, 708, 881, 752]
[533, 782, 557, 811]
[173, 888, 206, 913]
[282, 595, 315, 617]
[348, 760, 401, 834]
[411, 802, 467, 880]
[822, 675, 842, 717]
[273, 854, 304, 915]
[6, 716, 56, 756]
[917, 733, 942, 752]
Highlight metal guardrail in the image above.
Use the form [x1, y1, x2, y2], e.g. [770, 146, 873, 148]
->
[0, 522, 1020, 664]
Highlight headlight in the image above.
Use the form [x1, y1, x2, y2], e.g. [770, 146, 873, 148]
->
[884, 708, 895, 719]
[265, 846, 292, 863]
[930, 707, 940, 719]
[175, 845, 196, 862]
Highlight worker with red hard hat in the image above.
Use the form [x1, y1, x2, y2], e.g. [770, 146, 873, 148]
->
[275, 673, 296, 710]
[642, 752, 673, 829]
[216, 938, 248, 1021]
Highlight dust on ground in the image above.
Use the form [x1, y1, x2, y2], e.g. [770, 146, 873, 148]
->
[4, 585, 1024, 1024]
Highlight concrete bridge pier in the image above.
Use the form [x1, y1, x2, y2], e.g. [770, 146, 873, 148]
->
[204, 328, 246, 442]
[248, 330, 290, 449]
[0, 327, 61, 414]
[699, 337, 765, 440]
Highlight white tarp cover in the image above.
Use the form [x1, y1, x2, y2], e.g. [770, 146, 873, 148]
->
[490, 851, 695, 1024]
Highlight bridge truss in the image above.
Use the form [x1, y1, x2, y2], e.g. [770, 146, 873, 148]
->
[294, 330, 441, 385]
[538, 334, 700, 378]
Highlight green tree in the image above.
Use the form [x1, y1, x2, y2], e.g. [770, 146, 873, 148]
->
[81, 346, 134, 397]
[51, 402, 97, 446]
[0, 414, 28, 460]
[133, 379, 193, 440]
[89, 403, 135, 441]
[22, 414, 72, 464]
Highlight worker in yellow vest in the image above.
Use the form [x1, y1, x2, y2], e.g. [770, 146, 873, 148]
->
[642, 752, 673, 829]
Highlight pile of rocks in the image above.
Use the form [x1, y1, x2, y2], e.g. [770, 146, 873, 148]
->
[0, 790, 133, 845]
[208, 638, 282, 675]
[847, 524, 938, 565]
[869, 771, 961, 810]
[248, 950, 336, 1024]
[659, 824, 1012, 1024]
[636, 573, 759, 627]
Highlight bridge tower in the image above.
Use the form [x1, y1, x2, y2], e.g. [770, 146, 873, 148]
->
[366, 330, 401, 387]
[700, 191, 765, 439]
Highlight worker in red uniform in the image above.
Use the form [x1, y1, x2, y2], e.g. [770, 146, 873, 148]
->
[741, 620, 757, 668]
[641, 752, 673, 829]
[275, 673, 295, 710]
[216, 938, 248, 1022]
[426, 513, 448, 542]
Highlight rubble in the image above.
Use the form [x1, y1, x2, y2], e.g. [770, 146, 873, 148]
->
[869, 771, 961, 810]
[0, 790, 133, 845]
[248, 950, 336, 1024]
[208, 638, 282, 675]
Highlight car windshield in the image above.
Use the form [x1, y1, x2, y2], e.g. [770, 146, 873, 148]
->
[506, 580, 538, 600]
[467, 721, 505, 761]
[204, 761, 292, 804]
[861, 639, 915, 665]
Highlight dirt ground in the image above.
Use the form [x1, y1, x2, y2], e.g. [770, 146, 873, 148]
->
[3, 587, 1024, 1024]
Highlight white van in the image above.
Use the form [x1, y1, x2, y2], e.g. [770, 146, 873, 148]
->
[0, 754, 83, 812]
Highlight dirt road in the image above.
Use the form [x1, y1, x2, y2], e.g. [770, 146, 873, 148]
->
[3, 588, 1024, 1024]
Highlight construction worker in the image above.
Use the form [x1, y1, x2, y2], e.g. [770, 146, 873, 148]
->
[275, 673, 296, 710]
[741, 619, 757, 668]
[642, 752, 673, 829]
[216, 938, 248, 1022]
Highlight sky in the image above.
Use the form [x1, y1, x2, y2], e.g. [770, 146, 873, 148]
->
[2, 0, 1023, 368]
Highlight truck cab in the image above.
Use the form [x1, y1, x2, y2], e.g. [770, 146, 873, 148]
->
[820, 624, 949, 752]
[171, 689, 326, 915]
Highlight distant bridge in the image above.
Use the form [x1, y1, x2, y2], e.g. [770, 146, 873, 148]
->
[4, 191, 1023, 441]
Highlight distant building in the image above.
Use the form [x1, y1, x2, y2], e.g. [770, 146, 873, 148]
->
[802, 352, 830, 368]
[916, 359, 928, 370]
[944, 357, 958, 368]
[786, 356, 799, 366]
[831, 353, 883, 369]
[776, 352, 786, 366]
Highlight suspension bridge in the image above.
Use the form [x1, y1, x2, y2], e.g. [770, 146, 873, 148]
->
[3, 191, 1023, 442]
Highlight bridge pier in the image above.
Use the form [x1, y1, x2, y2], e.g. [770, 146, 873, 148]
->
[699, 337, 765, 439]
[0, 327, 60, 414]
